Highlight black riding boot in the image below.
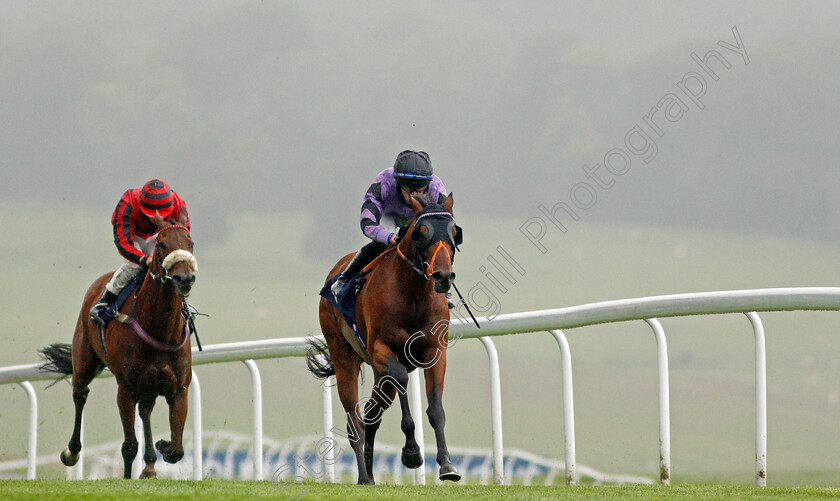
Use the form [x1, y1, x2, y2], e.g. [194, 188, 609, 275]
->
[331, 241, 388, 300]
[89, 290, 118, 326]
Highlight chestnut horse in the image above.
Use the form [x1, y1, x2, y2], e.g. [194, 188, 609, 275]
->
[307, 193, 463, 484]
[40, 211, 196, 479]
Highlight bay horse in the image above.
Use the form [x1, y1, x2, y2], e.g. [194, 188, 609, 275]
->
[307, 193, 463, 485]
[40, 211, 197, 479]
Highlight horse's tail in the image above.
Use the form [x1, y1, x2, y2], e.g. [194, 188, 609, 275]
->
[305, 338, 335, 380]
[39, 343, 74, 375]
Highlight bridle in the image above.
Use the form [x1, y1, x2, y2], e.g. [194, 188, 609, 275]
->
[397, 211, 460, 280]
[397, 241, 452, 280]
[147, 224, 197, 293]
[393, 206, 480, 327]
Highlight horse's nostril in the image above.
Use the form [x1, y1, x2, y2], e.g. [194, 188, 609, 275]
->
[432, 271, 451, 283]
[172, 275, 195, 288]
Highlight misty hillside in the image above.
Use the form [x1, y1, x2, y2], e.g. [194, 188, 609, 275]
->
[2, 3, 839, 259]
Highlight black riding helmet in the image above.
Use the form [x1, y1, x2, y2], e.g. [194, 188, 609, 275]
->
[393, 150, 433, 190]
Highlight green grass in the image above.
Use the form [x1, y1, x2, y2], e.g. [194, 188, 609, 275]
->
[1, 203, 840, 485]
[1, 480, 839, 501]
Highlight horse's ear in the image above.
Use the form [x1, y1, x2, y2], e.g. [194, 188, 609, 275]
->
[151, 211, 166, 229]
[177, 209, 188, 226]
[443, 192, 454, 213]
[409, 194, 424, 214]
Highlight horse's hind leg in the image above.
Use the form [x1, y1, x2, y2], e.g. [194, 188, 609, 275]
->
[61, 329, 103, 467]
[362, 372, 400, 481]
[116, 384, 139, 479]
[332, 354, 369, 484]
[138, 397, 158, 478]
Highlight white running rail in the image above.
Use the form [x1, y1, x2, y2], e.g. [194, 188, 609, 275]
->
[2, 287, 840, 485]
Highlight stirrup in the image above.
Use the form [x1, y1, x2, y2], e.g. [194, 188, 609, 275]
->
[89, 290, 118, 327]
[89, 301, 111, 326]
[331, 275, 348, 301]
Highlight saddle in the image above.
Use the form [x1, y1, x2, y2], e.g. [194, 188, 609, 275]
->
[318, 247, 398, 361]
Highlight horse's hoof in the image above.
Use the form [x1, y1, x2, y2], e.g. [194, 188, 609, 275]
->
[357, 477, 375, 485]
[156, 440, 184, 464]
[439, 463, 461, 482]
[60, 447, 79, 467]
[140, 468, 157, 479]
[401, 445, 423, 469]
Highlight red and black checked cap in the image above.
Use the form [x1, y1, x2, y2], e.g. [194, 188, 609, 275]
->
[140, 179, 175, 218]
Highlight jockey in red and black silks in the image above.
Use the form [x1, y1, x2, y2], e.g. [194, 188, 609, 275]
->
[89, 179, 190, 326]
[330, 150, 455, 308]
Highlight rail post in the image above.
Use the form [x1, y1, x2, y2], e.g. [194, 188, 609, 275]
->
[644, 318, 671, 485]
[547, 330, 576, 485]
[479, 336, 504, 485]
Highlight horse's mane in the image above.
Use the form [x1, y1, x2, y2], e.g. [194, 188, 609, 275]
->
[411, 192, 433, 207]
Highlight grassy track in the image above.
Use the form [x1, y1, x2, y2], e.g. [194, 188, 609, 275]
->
[1, 480, 839, 500]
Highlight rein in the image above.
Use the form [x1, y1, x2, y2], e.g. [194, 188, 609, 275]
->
[120, 314, 191, 352]
[396, 245, 428, 278]
[98, 311, 192, 355]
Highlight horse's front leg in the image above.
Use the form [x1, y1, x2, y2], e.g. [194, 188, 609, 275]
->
[424, 351, 460, 481]
[138, 397, 158, 478]
[372, 349, 422, 471]
[116, 384, 139, 479]
[156, 384, 187, 464]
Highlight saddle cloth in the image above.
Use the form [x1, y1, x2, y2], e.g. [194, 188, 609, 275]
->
[319, 273, 367, 351]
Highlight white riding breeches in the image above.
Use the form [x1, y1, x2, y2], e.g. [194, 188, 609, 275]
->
[104, 235, 157, 295]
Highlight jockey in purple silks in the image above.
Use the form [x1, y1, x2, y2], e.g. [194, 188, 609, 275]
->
[331, 150, 455, 308]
